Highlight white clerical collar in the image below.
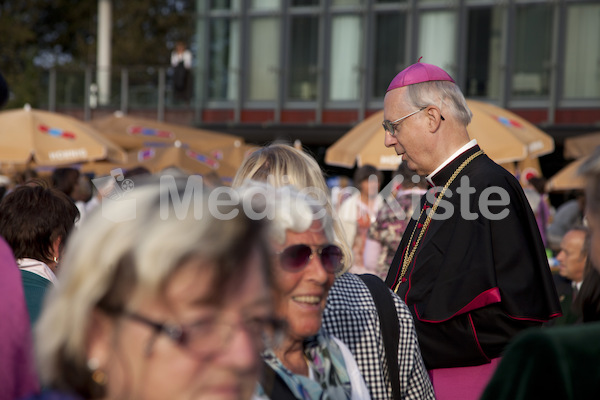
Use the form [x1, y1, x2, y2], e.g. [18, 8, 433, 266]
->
[426, 139, 478, 186]
[17, 258, 58, 285]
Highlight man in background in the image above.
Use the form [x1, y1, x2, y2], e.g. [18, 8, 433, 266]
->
[547, 227, 588, 326]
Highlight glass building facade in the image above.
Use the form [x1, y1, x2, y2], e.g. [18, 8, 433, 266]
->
[193, 0, 600, 131]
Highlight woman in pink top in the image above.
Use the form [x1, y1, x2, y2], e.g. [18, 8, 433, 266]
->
[0, 237, 39, 400]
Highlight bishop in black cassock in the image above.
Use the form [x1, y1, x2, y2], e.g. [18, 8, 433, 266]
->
[382, 61, 561, 399]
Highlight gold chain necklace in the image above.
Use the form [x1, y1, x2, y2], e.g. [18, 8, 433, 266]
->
[393, 150, 484, 293]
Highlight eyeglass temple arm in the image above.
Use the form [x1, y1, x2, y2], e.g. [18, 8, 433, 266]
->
[124, 312, 165, 357]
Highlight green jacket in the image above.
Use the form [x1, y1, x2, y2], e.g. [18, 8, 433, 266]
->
[20, 270, 51, 327]
[481, 323, 600, 400]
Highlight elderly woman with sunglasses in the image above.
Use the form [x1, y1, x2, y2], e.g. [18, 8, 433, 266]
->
[25, 177, 278, 400]
[234, 144, 433, 399]
[239, 182, 370, 400]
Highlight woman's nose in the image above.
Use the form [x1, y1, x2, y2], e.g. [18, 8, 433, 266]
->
[305, 253, 329, 283]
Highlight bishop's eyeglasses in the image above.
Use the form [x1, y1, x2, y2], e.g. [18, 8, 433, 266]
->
[382, 106, 445, 138]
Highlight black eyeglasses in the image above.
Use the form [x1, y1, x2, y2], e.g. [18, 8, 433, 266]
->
[122, 311, 286, 357]
[277, 243, 344, 274]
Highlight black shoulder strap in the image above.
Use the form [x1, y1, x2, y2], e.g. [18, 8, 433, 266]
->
[359, 273, 402, 400]
[261, 360, 299, 399]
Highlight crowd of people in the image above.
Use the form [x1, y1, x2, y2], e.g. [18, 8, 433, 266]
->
[1, 62, 600, 400]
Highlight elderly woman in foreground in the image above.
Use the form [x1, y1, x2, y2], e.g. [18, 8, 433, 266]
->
[239, 182, 370, 399]
[27, 178, 277, 400]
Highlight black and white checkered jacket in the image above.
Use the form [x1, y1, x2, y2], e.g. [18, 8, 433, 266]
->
[323, 273, 435, 400]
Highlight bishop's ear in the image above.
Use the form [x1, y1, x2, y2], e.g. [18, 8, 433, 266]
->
[425, 105, 444, 132]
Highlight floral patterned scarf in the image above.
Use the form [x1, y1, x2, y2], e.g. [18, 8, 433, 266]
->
[258, 330, 352, 399]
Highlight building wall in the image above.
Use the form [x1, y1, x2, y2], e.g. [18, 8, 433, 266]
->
[192, 0, 600, 132]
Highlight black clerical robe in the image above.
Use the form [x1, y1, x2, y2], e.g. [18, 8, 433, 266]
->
[385, 145, 561, 370]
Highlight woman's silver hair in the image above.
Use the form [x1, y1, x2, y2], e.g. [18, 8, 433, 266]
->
[236, 180, 335, 247]
[232, 143, 352, 272]
[34, 177, 270, 397]
[406, 80, 472, 126]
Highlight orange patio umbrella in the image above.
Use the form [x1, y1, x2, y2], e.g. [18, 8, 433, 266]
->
[546, 156, 588, 192]
[324, 111, 402, 170]
[88, 112, 247, 166]
[466, 99, 554, 163]
[563, 132, 600, 159]
[0, 106, 126, 167]
[82, 146, 239, 184]
[325, 100, 555, 170]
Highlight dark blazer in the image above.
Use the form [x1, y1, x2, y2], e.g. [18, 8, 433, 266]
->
[575, 263, 600, 323]
[545, 274, 580, 326]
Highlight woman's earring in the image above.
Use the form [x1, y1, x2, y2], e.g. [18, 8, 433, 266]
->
[53, 256, 58, 263]
[87, 358, 107, 386]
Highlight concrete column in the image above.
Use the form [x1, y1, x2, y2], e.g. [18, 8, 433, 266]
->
[97, 0, 112, 106]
